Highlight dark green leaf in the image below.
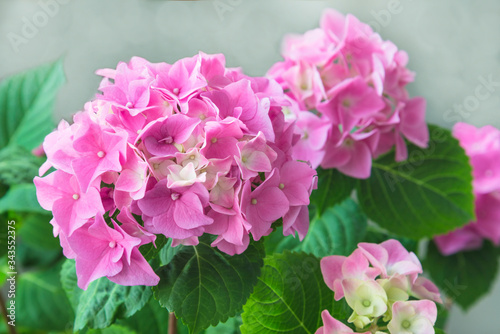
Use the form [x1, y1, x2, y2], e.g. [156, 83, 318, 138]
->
[17, 260, 74, 331]
[60, 259, 152, 330]
[153, 236, 265, 334]
[116, 298, 173, 334]
[309, 168, 355, 218]
[18, 212, 60, 250]
[87, 324, 138, 334]
[14, 235, 61, 269]
[435, 302, 449, 331]
[357, 125, 475, 239]
[0, 59, 65, 150]
[241, 251, 334, 334]
[263, 225, 301, 255]
[424, 241, 499, 310]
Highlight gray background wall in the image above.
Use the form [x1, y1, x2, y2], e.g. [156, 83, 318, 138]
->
[1, 1, 499, 332]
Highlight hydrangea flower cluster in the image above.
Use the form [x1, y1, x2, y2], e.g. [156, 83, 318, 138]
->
[34, 52, 316, 289]
[267, 9, 429, 178]
[434, 122, 500, 255]
[317, 240, 442, 334]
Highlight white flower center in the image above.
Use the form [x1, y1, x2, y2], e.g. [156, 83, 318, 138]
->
[109, 240, 116, 248]
[72, 194, 80, 200]
[97, 151, 106, 158]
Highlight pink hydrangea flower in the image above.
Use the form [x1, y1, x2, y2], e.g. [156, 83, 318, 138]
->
[434, 122, 500, 255]
[268, 8, 428, 178]
[67, 214, 159, 289]
[34, 52, 317, 289]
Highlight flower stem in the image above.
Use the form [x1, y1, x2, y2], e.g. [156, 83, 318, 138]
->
[168, 312, 177, 334]
[0, 293, 16, 334]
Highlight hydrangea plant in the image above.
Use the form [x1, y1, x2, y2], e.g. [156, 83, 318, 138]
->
[0, 7, 498, 334]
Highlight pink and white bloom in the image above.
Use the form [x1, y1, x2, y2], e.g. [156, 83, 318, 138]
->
[319, 240, 441, 333]
[388, 300, 437, 334]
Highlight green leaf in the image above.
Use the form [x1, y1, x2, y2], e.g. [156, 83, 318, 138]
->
[17, 212, 60, 250]
[357, 125, 475, 239]
[309, 168, 355, 218]
[204, 315, 242, 334]
[0, 183, 46, 214]
[116, 298, 175, 334]
[300, 198, 367, 257]
[0, 59, 65, 150]
[435, 302, 449, 331]
[424, 241, 499, 310]
[153, 236, 265, 334]
[16, 260, 74, 332]
[60, 259, 152, 330]
[0, 145, 44, 186]
[434, 328, 447, 334]
[241, 251, 334, 334]
[60, 259, 83, 311]
[265, 198, 367, 258]
[158, 238, 184, 266]
[263, 225, 301, 255]
[87, 324, 138, 334]
[140, 234, 168, 262]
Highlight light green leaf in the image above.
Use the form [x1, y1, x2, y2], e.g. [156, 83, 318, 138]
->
[241, 251, 334, 334]
[0, 145, 44, 186]
[265, 198, 367, 258]
[139, 234, 168, 262]
[0, 59, 65, 150]
[301, 199, 367, 257]
[424, 241, 499, 310]
[60, 259, 152, 330]
[204, 315, 242, 334]
[158, 238, 183, 266]
[0, 183, 46, 214]
[153, 236, 264, 334]
[357, 125, 475, 239]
